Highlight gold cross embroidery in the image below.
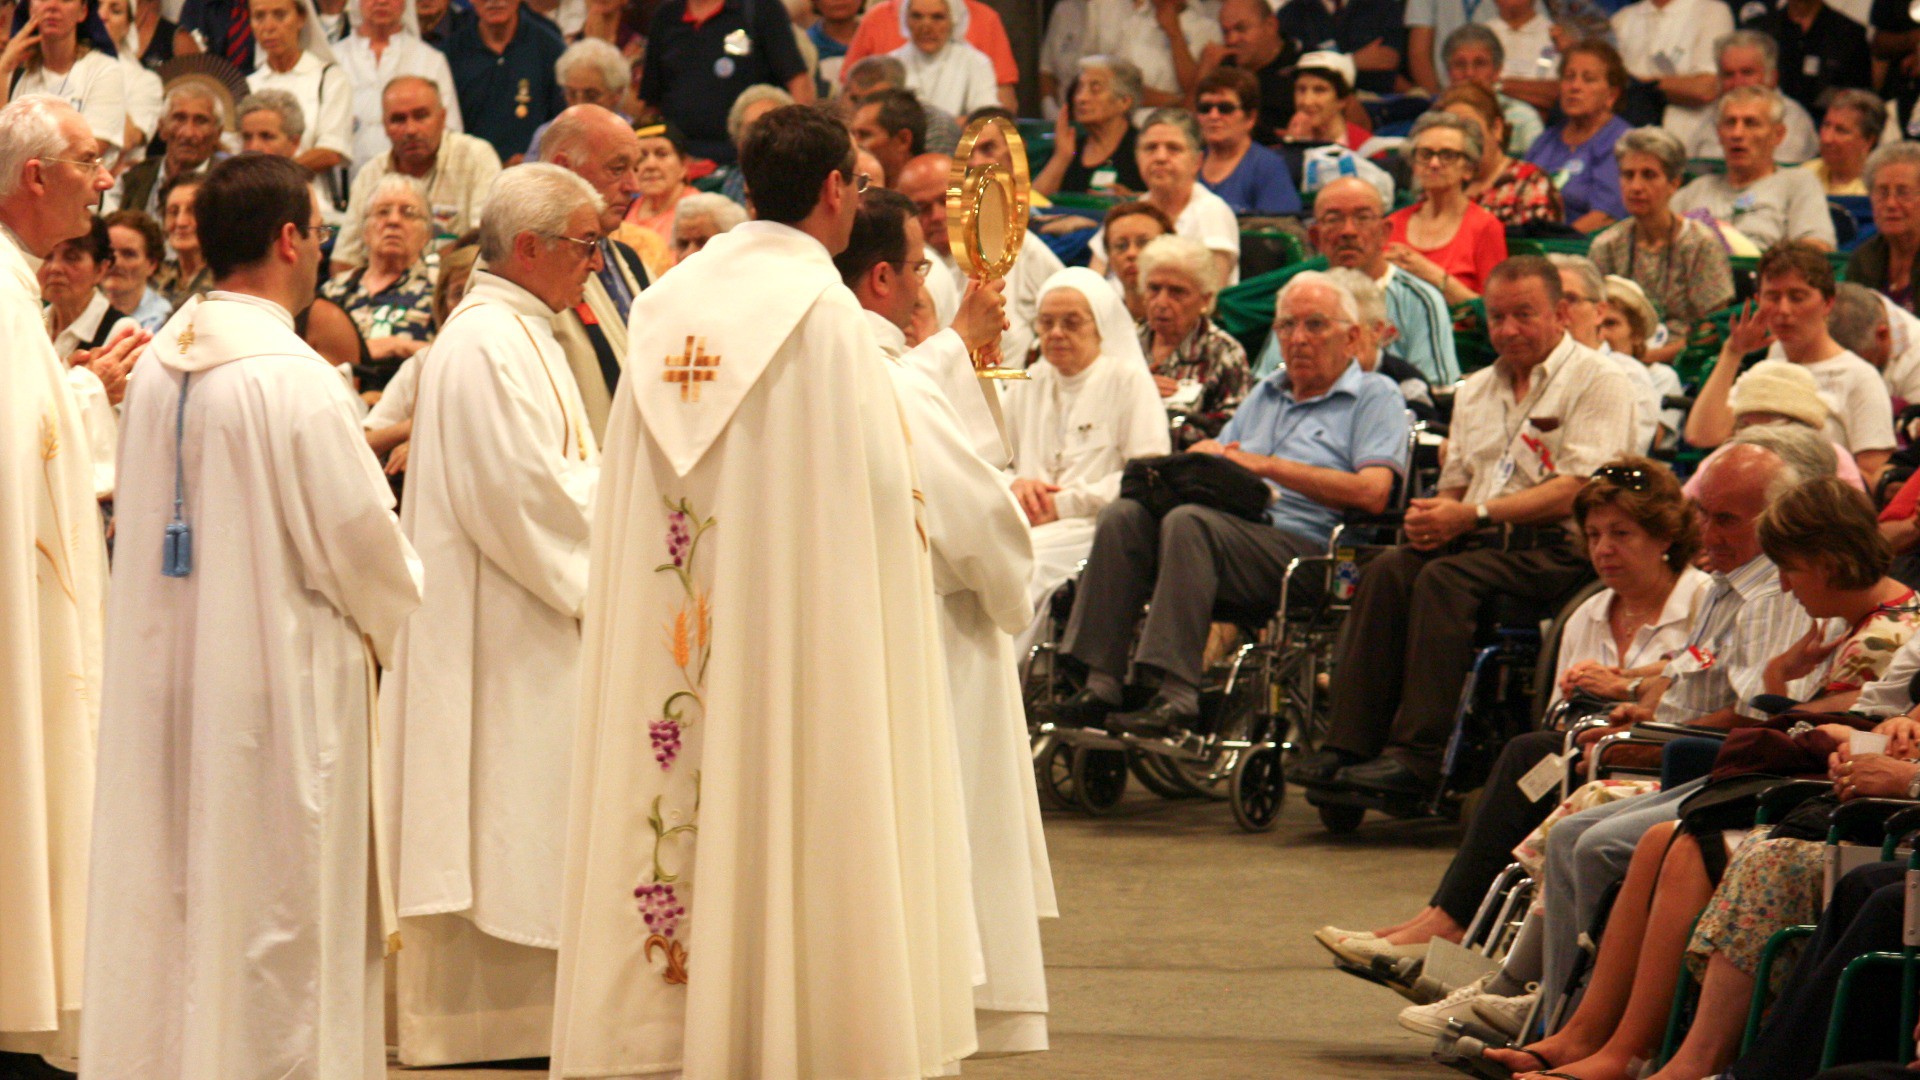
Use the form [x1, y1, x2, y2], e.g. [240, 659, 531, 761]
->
[663, 335, 721, 402]
[176, 323, 195, 351]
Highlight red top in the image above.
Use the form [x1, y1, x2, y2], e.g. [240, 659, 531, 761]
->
[1386, 201, 1508, 295]
[840, 0, 1018, 85]
[1343, 121, 1370, 151]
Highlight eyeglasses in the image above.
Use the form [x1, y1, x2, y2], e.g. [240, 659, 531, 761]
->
[1195, 100, 1242, 115]
[1275, 315, 1351, 337]
[306, 223, 340, 244]
[43, 154, 109, 176]
[1592, 464, 1655, 492]
[1410, 147, 1470, 166]
[900, 258, 931, 279]
[372, 204, 427, 221]
[855, 172, 873, 194]
[547, 232, 603, 255]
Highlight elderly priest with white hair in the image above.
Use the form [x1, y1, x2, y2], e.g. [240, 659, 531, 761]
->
[378, 162, 603, 1067]
[80, 153, 423, 1080]
[550, 104, 980, 1078]
[0, 94, 144, 1077]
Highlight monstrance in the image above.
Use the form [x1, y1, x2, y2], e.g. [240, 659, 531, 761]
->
[947, 115, 1032, 380]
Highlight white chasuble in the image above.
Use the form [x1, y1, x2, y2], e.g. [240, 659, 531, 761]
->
[871, 311, 1056, 1057]
[890, 321, 1010, 468]
[80, 292, 421, 1080]
[378, 271, 599, 1064]
[550, 221, 979, 1078]
[933, 230, 1064, 373]
[0, 227, 106, 1058]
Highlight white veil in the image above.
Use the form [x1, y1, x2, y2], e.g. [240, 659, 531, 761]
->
[1034, 266, 1148, 371]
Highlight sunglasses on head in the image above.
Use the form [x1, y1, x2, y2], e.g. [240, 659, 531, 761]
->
[1592, 464, 1654, 492]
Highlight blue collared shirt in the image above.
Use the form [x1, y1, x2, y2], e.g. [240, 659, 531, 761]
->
[1221, 358, 1411, 544]
[128, 286, 173, 332]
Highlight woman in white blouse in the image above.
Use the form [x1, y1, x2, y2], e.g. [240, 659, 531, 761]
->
[887, 0, 996, 116]
[0, 0, 128, 158]
[99, 0, 161, 155]
[246, 0, 352, 215]
[1089, 107, 1240, 286]
[335, 0, 459, 170]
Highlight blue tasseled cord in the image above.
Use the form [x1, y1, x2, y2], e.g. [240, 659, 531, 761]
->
[161, 372, 192, 578]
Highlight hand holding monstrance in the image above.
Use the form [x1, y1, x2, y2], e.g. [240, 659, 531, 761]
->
[948, 116, 1032, 379]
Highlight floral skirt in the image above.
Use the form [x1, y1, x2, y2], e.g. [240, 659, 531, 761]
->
[1685, 834, 1823, 989]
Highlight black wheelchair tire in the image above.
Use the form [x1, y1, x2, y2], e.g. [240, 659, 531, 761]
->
[1230, 745, 1286, 832]
[1071, 746, 1129, 814]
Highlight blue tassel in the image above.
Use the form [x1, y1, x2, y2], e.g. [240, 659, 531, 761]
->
[162, 521, 191, 577]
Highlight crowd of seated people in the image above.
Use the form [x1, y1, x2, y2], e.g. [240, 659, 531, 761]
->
[38, 0, 1920, 1073]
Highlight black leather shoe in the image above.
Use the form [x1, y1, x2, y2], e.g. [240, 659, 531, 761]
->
[1112, 697, 1201, 739]
[1285, 747, 1362, 786]
[1332, 756, 1430, 797]
[1046, 687, 1121, 728]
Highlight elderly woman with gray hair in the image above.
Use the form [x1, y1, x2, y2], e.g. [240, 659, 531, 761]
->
[670, 190, 746, 264]
[1847, 141, 1920, 315]
[1134, 234, 1248, 447]
[1086, 107, 1240, 286]
[1589, 125, 1737, 365]
[1034, 55, 1145, 197]
[1385, 111, 1507, 302]
[319, 173, 438, 388]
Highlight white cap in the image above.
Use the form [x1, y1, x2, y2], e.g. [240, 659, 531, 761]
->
[1296, 50, 1357, 95]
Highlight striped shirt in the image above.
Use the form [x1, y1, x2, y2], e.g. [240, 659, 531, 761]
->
[1654, 554, 1829, 724]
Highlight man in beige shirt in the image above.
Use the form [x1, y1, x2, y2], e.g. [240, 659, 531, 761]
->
[1289, 255, 1641, 798]
[332, 76, 502, 271]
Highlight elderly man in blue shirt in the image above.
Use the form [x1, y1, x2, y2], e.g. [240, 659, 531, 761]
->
[1053, 271, 1412, 737]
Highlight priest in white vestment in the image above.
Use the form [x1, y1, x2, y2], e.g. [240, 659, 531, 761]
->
[1006, 265, 1170, 623]
[899, 152, 1065, 369]
[0, 96, 127, 1073]
[837, 188, 1056, 1059]
[550, 105, 980, 1079]
[80, 155, 422, 1080]
[379, 163, 603, 1065]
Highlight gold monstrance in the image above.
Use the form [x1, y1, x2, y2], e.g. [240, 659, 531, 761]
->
[947, 116, 1032, 380]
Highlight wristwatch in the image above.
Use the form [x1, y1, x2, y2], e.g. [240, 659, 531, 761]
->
[1906, 769, 1920, 801]
[1475, 503, 1492, 526]
[1627, 676, 1645, 699]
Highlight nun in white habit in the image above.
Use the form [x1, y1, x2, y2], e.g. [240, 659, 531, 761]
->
[889, 0, 998, 116]
[1002, 266, 1169, 639]
[334, 0, 461, 171]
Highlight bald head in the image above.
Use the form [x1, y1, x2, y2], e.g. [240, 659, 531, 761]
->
[897, 153, 951, 253]
[1218, 0, 1283, 69]
[1308, 176, 1390, 273]
[541, 105, 641, 231]
[855, 148, 886, 189]
[1692, 443, 1788, 573]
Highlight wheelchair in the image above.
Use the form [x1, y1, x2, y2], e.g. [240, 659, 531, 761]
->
[1023, 419, 1440, 832]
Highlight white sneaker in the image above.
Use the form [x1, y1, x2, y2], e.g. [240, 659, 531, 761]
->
[1397, 971, 1497, 1037]
[1313, 925, 1376, 958]
[1469, 984, 1539, 1041]
[1329, 933, 1428, 970]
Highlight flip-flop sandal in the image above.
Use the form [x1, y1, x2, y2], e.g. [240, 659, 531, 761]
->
[1440, 1043, 1548, 1080]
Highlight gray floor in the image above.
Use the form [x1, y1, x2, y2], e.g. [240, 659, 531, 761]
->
[392, 788, 1465, 1079]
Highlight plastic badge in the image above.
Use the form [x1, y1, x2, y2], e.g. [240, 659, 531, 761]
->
[1517, 751, 1565, 803]
[723, 28, 752, 55]
[1334, 548, 1360, 600]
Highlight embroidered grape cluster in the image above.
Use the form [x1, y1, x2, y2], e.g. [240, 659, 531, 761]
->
[650, 718, 682, 768]
[666, 510, 692, 567]
[634, 882, 684, 939]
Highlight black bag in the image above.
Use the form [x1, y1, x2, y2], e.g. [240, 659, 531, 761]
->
[1119, 452, 1272, 523]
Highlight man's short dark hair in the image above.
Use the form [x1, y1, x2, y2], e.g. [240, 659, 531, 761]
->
[105, 208, 165, 265]
[194, 154, 316, 279]
[55, 215, 112, 265]
[1756, 240, 1838, 300]
[833, 188, 914, 286]
[862, 88, 926, 155]
[1485, 254, 1563, 303]
[740, 105, 855, 226]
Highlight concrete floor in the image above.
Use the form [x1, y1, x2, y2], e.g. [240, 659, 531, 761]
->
[391, 788, 1466, 1079]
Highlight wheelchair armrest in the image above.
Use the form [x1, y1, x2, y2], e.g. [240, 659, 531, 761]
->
[1885, 804, 1920, 851]
[1630, 721, 1729, 744]
[1587, 731, 1667, 782]
[1757, 779, 1836, 825]
[1546, 694, 1615, 732]
[1830, 798, 1920, 846]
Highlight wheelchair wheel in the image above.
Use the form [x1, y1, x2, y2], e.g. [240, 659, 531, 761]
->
[1317, 803, 1365, 834]
[1128, 750, 1198, 800]
[1071, 746, 1129, 814]
[1035, 737, 1076, 811]
[1229, 745, 1286, 832]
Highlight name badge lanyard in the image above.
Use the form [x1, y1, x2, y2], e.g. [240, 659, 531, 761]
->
[1492, 353, 1562, 489]
[162, 373, 194, 578]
